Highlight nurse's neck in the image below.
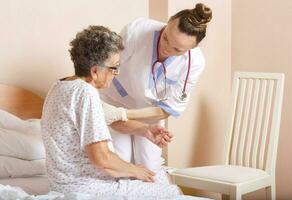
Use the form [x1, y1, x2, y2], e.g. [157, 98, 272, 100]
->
[158, 44, 168, 62]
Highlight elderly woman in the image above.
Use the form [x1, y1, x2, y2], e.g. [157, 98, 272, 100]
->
[41, 26, 180, 197]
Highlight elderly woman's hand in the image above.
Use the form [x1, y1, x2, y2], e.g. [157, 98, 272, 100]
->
[110, 120, 173, 147]
[143, 125, 173, 148]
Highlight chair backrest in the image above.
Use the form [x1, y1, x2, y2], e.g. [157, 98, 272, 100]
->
[223, 72, 285, 174]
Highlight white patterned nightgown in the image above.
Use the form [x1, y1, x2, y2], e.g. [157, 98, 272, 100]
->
[41, 79, 180, 197]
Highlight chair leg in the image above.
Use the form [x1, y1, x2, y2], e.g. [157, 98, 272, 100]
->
[266, 185, 276, 200]
[222, 194, 229, 200]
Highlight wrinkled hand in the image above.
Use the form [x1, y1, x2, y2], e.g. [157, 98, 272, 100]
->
[103, 164, 155, 182]
[130, 164, 155, 182]
[143, 125, 173, 147]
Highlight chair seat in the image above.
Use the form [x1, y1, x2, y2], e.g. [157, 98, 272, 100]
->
[172, 165, 270, 184]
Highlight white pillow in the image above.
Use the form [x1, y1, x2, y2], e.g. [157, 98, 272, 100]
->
[0, 128, 45, 160]
[22, 119, 42, 135]
[0, 109, 41, 135]
[0, 156, 46, 178]
[0, 110, 26, 131]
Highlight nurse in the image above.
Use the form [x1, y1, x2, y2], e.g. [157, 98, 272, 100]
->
[100, 3, 212, 175]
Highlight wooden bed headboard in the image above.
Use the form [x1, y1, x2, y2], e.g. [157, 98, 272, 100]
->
[0, 84, 44, 119]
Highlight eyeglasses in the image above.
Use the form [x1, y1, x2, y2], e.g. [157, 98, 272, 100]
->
[99, 64, 120, 75]
[107, 66, 120, 75]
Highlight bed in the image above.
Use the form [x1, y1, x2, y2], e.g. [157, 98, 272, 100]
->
[0, 84, 49, 195]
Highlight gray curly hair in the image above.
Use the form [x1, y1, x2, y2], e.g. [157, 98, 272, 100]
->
[69, 25, 124, 77]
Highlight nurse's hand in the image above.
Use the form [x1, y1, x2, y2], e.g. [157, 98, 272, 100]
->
[144, 125, 173, 148]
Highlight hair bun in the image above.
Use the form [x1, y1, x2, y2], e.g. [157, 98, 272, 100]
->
[189, 3, 212, 25]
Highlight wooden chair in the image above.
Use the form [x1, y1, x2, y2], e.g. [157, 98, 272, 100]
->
[170, 72, 285, 200]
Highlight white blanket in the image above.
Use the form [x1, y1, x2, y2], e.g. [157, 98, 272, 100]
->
[0, 184, 211, 200]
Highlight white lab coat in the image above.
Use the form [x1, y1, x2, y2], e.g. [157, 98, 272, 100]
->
[100, 18, 205, 171]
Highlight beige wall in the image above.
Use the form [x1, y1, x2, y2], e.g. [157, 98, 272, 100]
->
[149, 0, 168, 22]
[0, 0, 148, 97]
[232, 0, 292, 199]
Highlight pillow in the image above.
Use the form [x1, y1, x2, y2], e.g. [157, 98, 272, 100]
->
[0, 156, 46, 178]
[0, 128, 45, 160]
[0, 110, 26, 132]
[22, 119, 42, 135]
[0, 109, 41, 135]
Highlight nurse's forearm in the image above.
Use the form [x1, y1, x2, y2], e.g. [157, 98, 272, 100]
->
[126, 107, 169, 120]
[110, 120, 172, 148]
[101, 100, 169, 123]
[110, 120, 149, 135]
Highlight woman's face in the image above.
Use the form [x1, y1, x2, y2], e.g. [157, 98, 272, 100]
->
[159, 19, 198, 58]
[90, 53, 120, 89]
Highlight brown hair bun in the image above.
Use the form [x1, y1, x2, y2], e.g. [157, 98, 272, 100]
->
[189, 3, 212, 26]
[169, 3, 212, 43]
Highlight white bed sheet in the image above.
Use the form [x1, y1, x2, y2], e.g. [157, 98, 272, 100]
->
[0, 178, 212, 200]
[0, 184, 212, 200]
[0, 175, 49, 195]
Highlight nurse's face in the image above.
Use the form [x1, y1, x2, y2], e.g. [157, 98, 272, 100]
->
[159, 19, 198, 58]
[90, 53, 120, 89]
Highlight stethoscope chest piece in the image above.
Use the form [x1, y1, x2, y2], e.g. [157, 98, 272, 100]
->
[180, 92, 187, 101]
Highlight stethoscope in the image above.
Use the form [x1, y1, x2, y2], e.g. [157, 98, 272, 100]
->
[151, 27, 191, 102]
